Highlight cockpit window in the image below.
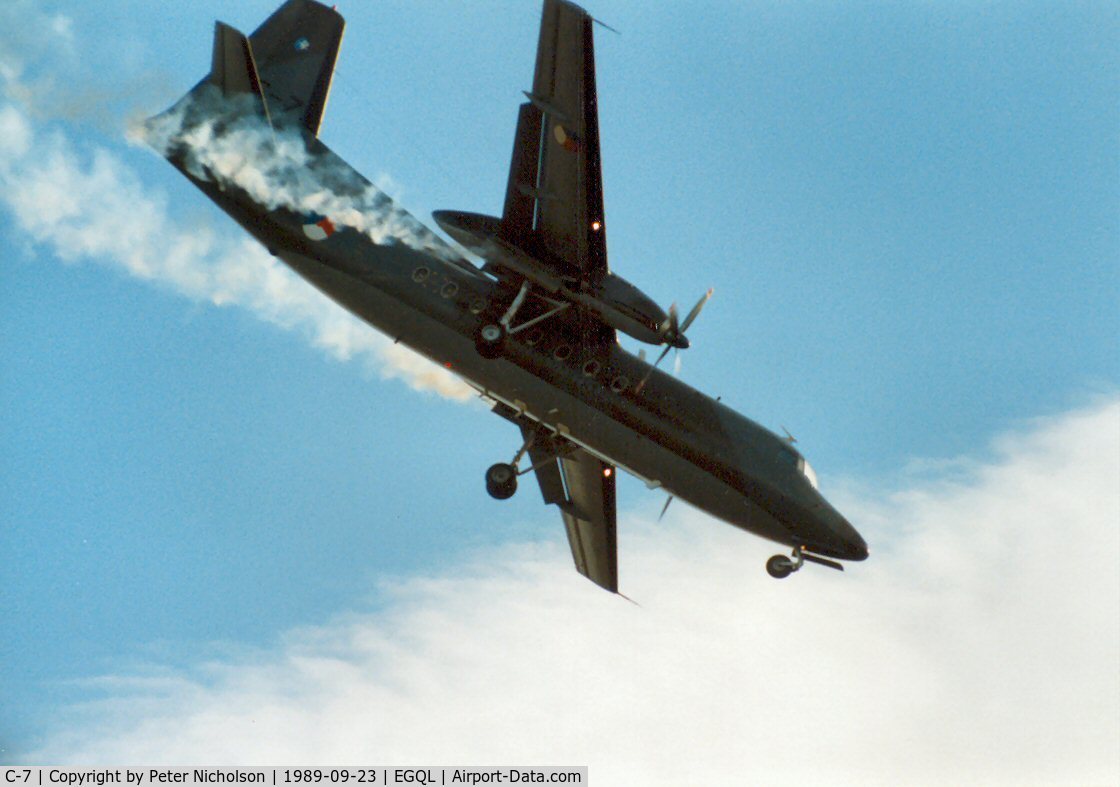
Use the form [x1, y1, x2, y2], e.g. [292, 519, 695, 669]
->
[777, 447, 799, 467]
[779, 447, 819, 490]
[798, 457, 819, 490]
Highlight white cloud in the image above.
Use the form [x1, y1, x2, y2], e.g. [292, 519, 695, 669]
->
[26, 399, 1120, 786]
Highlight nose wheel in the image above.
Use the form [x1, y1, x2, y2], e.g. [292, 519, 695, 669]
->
[766, 545, 845, 578]
[766, 550, 802, 579]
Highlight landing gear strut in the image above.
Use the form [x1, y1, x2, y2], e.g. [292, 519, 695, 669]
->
[475, 280, 568, 359]
[766, 545, 845, 578]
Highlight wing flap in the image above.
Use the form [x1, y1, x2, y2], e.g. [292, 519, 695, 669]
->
[557, 450, 618, 592]
[501, 103, 544, 248]
[515, 419, 618, 592]
[522, 425, 568, 507]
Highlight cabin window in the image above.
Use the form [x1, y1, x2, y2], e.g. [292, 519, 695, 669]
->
[582, 360, 601, 377]
[440, 282, 459, 299]
[554, 344, 572, 361]
[610, 375, 630, 393]
[469, 297, 487, 314]
[412, 266, 430, 283]
[526, 328, 544, 346]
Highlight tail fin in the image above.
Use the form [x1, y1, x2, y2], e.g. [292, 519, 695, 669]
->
[247, 0, 345, 136]
[185, 1, 344, 135]
[143, 1, 344, 164]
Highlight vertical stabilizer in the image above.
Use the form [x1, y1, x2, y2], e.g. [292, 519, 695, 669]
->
[248, 0, 345, 136]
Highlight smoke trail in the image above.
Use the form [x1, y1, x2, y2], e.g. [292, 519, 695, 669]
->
[0, 34, 474, 401]
[135, 88, 463, 262]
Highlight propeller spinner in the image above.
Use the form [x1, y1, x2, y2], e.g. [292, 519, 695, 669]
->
[636, 288, 713, 393]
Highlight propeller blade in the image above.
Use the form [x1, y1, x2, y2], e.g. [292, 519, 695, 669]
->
[635, 344, 673, 394]
[638, 347, 647, 363]
[680, 288, 713, 334]
[672, 349, 682, 376]
[669, 303, 680, 335]
[658, 495, 674, 521]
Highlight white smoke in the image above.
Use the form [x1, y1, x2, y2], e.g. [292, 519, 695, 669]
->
[135, 88, 462, 261]
[0, 33, 473, 401]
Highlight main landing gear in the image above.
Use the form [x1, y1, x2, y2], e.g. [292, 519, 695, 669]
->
[475, 323, 505, 359]
[485, 462, 518, 499]
[475, 280, 569, 360]
[766, 546, 845, 579]
[484, 427, 540, 500]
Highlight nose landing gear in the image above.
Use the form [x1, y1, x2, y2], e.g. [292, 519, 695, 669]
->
[766, 549, 802, 579]
[766, 546, 845, 578]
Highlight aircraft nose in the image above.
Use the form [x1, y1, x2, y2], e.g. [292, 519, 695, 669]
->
[840, 523, 869, 561]
[825, 508, 868, 561]
[847, 532, 869, 561]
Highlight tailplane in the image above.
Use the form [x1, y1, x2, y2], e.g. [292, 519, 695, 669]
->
[208, 22, 272, 125]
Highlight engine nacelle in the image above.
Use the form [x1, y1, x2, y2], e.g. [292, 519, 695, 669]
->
[593, 274, 671, 346]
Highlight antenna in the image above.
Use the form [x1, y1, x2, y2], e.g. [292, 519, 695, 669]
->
[592, 17, 621, 35]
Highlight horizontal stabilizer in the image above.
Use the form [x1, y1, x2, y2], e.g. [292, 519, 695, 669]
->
[208, 21, 273, 128]
[210, 22, 266, 100]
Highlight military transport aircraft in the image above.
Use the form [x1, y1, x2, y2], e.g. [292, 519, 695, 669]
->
[147, 0, 868, 593]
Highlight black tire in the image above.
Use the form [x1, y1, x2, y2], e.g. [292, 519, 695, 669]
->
[485, 462, 518, 499]
[766, 555, 794, 579]
[475, 323, 505, 359]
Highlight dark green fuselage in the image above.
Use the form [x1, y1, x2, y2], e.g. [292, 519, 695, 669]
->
[159, 119, 867, 564]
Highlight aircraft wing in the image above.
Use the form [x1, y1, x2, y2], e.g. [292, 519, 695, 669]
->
[501, 0, 608, 283]
[247, 0, 345, 136]
[521, 423, 619, 592]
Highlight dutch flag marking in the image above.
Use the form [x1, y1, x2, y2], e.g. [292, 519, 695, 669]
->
[302, 214, 336, 241]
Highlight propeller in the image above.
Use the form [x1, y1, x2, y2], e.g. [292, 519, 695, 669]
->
[661, 288, 712, 349]
[658, 494, 674, 521]
[635, 288, 713, 393]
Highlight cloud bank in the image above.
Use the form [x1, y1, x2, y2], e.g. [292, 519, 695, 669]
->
[26, 399, 1120, 786]
[0, 9, 473, 402]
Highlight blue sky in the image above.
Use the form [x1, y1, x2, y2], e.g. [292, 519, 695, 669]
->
[1, 0, 1118, 780]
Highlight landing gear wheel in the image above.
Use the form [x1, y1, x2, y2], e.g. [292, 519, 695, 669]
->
[766, 555, 794, 579]
[485, 462, 518, 499]
[475, 323, 505, 359]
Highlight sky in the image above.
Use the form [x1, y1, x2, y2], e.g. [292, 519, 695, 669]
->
[1, 0, 1118, 782]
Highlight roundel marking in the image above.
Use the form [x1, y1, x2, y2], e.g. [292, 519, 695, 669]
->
[302, 213, 336, 240]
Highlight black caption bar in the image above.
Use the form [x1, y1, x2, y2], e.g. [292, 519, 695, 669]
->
[1, 769, 587, 787]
